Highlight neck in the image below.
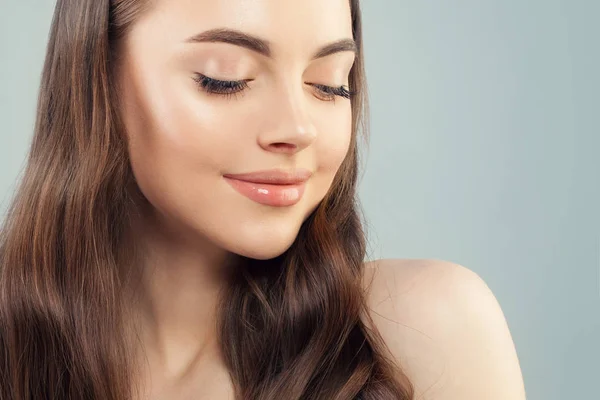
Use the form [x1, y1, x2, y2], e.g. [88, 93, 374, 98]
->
[124, 205, 240, 385]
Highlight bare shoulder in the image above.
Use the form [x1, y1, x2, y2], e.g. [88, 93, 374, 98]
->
[362, 258, 527, 399]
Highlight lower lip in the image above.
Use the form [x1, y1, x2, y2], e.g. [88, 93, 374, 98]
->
[223, 177, 306, 207]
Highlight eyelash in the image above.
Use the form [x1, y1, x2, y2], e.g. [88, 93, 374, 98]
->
[192, 73, 356, 102]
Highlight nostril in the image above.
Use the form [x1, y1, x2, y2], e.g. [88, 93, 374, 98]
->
[271, 143, 296, 151]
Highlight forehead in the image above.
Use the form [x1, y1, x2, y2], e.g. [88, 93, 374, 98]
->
[136, 0, 354, 56]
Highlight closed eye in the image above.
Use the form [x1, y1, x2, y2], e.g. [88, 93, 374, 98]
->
[307, 83, 355, 101]
[192, 73, 251, 99]
[192, 73, 356, 101]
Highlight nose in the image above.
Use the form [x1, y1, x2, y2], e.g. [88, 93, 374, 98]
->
[257, 84, 318, 155]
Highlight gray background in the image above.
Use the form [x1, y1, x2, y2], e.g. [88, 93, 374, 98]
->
[1, 1, 598, 399]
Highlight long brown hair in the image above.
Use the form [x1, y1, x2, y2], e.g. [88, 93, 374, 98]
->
[0, 0, 414, 398]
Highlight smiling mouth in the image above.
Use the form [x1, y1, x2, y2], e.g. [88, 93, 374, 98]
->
[223, 176, 307, 207]
[222, 168, 312, 207]
[222, 168, 313, 185]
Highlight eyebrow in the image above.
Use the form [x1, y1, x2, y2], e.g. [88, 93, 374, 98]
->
[184, 28, 357, 60]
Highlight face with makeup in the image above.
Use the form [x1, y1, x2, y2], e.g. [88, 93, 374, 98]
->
[117, 0, 355, 260]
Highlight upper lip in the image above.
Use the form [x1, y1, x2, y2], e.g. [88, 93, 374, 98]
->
[223, 168, 313, 185]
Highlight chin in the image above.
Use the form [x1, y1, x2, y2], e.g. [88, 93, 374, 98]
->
[226, 232, 298, 261]
[235, 246, 291, 261]
[215, 219, 304, 261]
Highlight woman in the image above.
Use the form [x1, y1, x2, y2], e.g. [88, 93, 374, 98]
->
[0, 0, 526, 399]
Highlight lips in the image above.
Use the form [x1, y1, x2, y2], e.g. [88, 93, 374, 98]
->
[222, 168, 312, 185]
[223, 168, 312, 207]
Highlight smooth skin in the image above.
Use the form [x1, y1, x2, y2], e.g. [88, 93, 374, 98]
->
[364, 259, 527, 399]
[115, 0, 526, 398]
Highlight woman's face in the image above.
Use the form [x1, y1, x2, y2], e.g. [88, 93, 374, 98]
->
[117, 0, 355, 260]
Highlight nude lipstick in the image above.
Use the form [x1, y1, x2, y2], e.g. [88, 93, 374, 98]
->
[223, 168, 312, 207]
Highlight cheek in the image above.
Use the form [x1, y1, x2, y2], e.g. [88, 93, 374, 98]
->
[295, 104, 352, 217]
[124, 68, 255, 180]
[315, 105, 353, 175]
[122, 71, 246, 222]
[129, 79, 229, 165]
